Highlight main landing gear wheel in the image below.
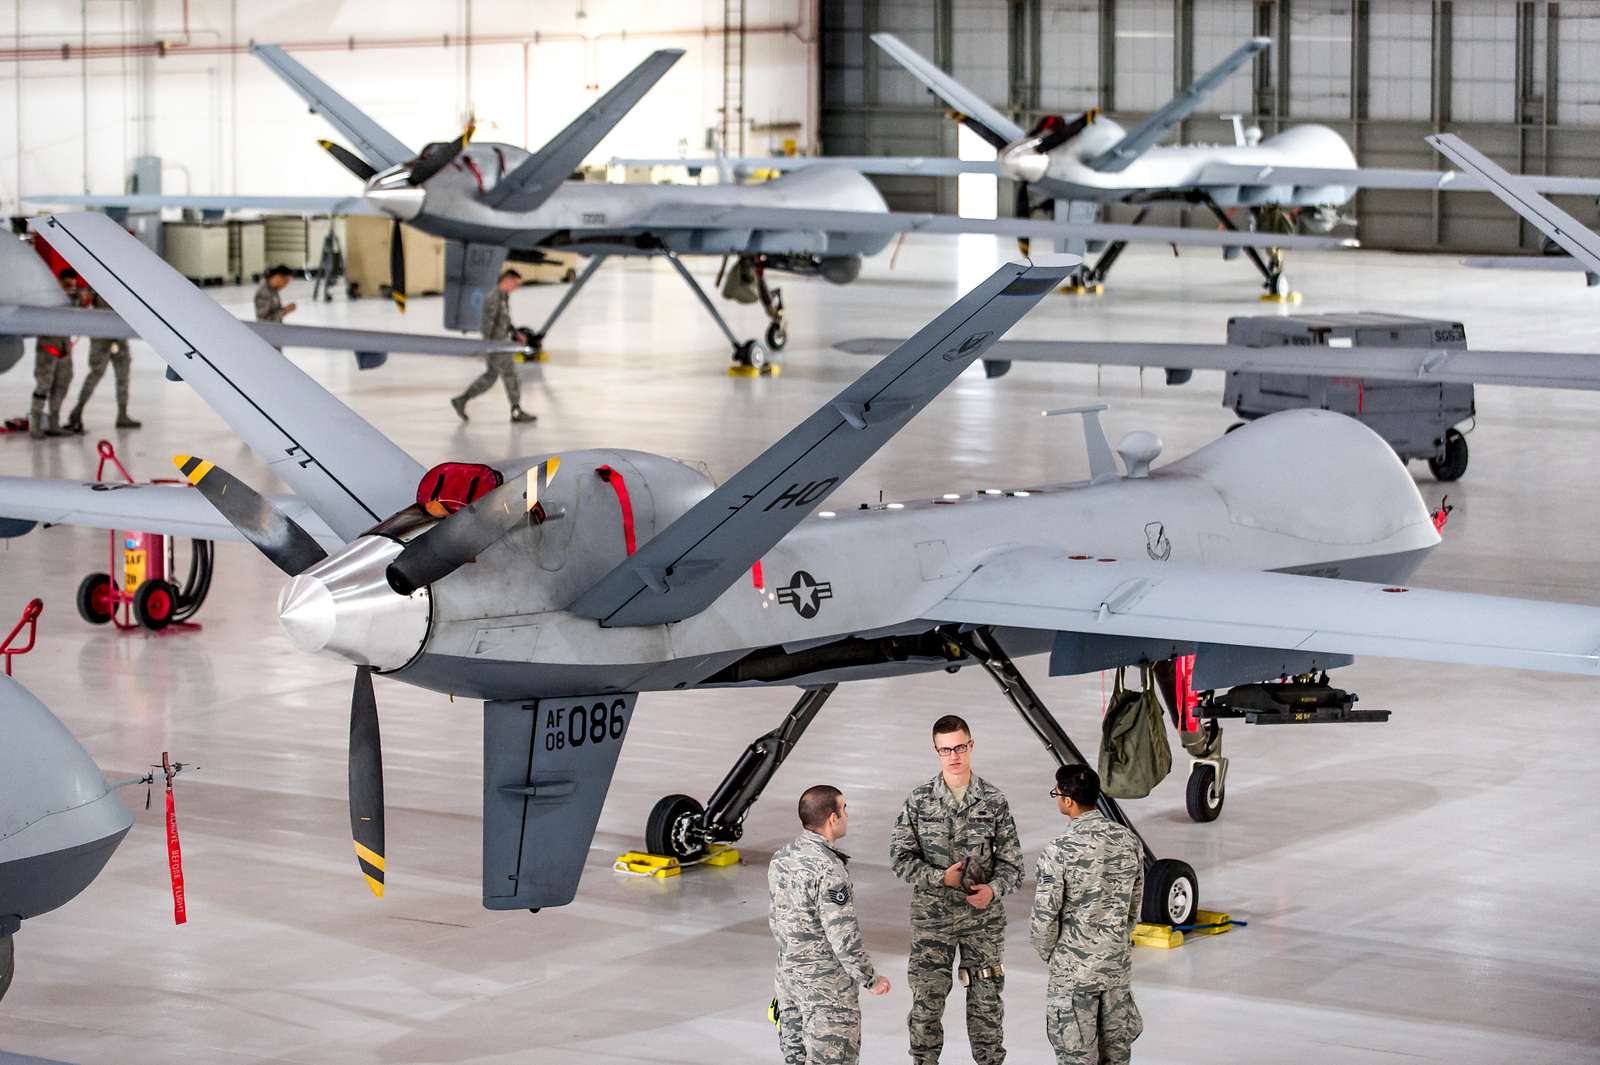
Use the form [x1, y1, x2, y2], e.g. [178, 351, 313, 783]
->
[1141, 858, 1199, 926]
[733, 340, 769, 373]
[765, 322, 787, 351]
[1185, 763, 1224, 823]
[133, 578, 177, 631]
[76, 573, 117, 625]
[647, 793, 707, 861]
[1428, 428, 1469, 482]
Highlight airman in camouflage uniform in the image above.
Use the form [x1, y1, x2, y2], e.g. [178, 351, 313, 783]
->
[769, 784, 891, 1064]
[1031, 764, 1144, 1065]
[66, 293, 139, 431]
[254, 266, 295, 324]
[889, 715, 1024, 1064]
[29, 270, 81, 439]
[254, 265, 297, 356]
[452, 270, 535, 424]
[30, 334, 73, 438]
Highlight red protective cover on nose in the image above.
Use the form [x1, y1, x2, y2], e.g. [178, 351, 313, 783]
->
[417, 462, 504, 518]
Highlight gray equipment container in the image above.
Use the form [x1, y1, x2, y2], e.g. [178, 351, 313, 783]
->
[1223, 312, 1475, 480]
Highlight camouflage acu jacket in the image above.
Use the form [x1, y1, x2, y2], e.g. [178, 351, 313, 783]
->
[253, 281, 286, 323]
[1030, 810, 1144, 990]
[481, 288, 514, 341]
[889, 773, 1025, 925]
[768, 831, 877, 998]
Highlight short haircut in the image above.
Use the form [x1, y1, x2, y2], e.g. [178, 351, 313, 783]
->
[798, 784, 842, 831]
[931, 714, 971, 740]
[1055, 764, 1100, 807]
[499, 268, 522, 281]
[57, 268, 78, 282]
[266, 264, 294, 279]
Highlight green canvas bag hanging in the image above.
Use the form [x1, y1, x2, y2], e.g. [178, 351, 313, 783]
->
[1098, 664, 1173, 799]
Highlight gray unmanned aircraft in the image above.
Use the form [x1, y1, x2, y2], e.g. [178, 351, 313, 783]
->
[0, 601, 181, 1003]
[838, 132, 1600, 480]
[30, 44, 1349, 374]
[650, 33, 1600, 300]
[0, 669, 132, 1002]
[10, 211, 1600, 927]
[0, 233, 527, 376]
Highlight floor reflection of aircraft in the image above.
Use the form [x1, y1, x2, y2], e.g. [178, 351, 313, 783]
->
[30, 45, 1349, 373]
[14, 212, 1600, 930]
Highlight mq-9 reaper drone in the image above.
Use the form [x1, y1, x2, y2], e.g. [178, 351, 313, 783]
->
[9, 212, 1600, 928]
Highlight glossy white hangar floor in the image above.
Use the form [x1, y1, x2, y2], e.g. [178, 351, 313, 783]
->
[2, 236, 1599, 1065]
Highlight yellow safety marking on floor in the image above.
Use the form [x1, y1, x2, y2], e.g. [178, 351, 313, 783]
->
[1259, 292, 1303, 304]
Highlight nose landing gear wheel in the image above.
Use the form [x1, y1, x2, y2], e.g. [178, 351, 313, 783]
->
[764, 322, 787, 351]
[1185, 763, 1224, 823]
[647, 793, 707, 861]
[733, 340, 770, 373]
[1141, 858, 1198, 926]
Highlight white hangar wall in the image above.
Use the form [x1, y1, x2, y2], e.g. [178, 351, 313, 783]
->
[0, 0, 818, 214]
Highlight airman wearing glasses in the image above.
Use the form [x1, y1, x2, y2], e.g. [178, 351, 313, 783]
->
[888, 715, 1024, 1064]
[1031, 764, 1144, 1064]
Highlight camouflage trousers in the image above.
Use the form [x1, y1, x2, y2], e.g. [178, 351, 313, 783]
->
[31, 349, 72, 427]
[73, 341, 131, 417]
[776, 979, 861, 1064]
[908, 920, 1005, 1064]
[1045, 986, 1142, 1065]
[458, 351, 521, 408]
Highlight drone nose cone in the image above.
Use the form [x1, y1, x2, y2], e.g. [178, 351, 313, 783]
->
[998, 142, 1050, 184]
[278, 574, 336, 654]
[275, 536, 432, 671]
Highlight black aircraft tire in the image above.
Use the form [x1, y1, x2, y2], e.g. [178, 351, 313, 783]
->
[647, 794, 706, 861]
[133, 579, 177, 631]
[1428, 429, 1469, 482]
[734, 340, 767, 370]
[0, 934, 12, 1004]
[76, 573, 116, 625]
[765, 323, 787, 351]
[1141, 858, 1199, 926]
[1185, 764, 1224, 823]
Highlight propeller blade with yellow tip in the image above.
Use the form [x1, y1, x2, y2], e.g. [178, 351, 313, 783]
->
[173, 454, 328, 576]
[349, 665, 385, 898]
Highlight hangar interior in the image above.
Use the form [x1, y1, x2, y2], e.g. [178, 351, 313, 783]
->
[2, 3, 1599, 1065]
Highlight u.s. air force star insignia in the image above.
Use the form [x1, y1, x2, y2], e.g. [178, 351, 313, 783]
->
[826, 885, 850, 905]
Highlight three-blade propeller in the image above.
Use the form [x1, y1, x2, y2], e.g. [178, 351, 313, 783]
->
[174, 452, 557, 898]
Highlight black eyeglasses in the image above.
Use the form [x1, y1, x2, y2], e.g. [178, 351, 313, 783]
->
[935, 743, 972, 759]
[1049, 787, 1066, 798]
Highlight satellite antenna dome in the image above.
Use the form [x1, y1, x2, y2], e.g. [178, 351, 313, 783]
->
[1117, 430, 1163, 478]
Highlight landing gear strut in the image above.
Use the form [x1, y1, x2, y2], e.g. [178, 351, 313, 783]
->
[957, 628, 1199, 926]
[644, 683, 836, 860]
[1199, 196, 1298, 302]
[522, 252, 611, 358]
[1063, 206, 1152, 294]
